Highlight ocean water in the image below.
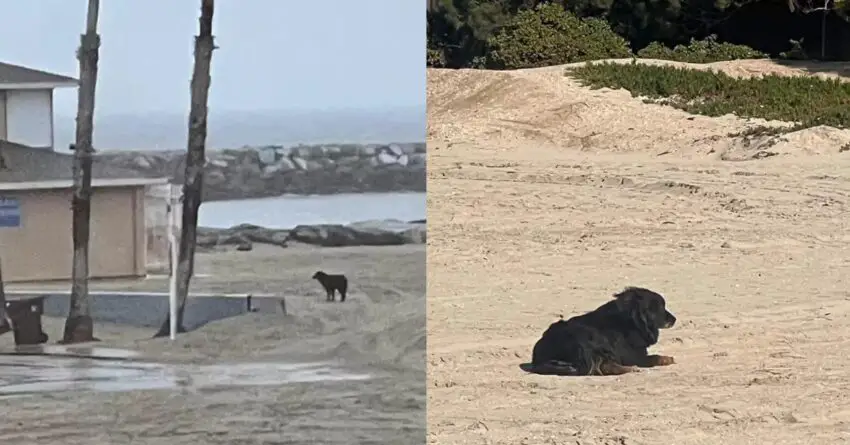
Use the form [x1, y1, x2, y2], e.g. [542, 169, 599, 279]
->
[198, 192, 426, 229]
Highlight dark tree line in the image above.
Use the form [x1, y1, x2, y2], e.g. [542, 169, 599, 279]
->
[427, 0, 850, 68]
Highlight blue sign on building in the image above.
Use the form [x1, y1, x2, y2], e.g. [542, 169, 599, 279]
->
[0, 198, 21, 228]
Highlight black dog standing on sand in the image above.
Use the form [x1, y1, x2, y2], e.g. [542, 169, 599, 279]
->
[312, 271, 349, 302]
[523, 286, 677, 376]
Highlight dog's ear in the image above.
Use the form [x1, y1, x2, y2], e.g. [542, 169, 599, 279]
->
[613, 288, 638, 311]
[615, 287, 661, 345]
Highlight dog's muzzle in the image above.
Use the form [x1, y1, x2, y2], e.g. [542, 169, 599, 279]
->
[661, 313, 676, 329]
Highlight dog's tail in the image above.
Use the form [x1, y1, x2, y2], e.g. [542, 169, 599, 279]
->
[519, 361, 581, 376]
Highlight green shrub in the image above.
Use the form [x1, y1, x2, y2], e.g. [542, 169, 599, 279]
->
[427, 48, 448, 68]
[568, 61, 850, 129]
[637, 35, 767, 63]
[486, 3, 632, 70]
[778, 38, 808, 60]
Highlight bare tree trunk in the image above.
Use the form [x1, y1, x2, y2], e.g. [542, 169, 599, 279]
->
[62, 0, 100, 344]
[0, 257, 10, 336]
[154, 0, 215, 337]
[821, 5, 827, 59]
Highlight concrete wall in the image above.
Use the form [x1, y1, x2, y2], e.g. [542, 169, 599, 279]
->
[0, 186, 146, 282]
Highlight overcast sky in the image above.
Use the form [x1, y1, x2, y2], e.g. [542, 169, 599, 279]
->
[0, 0, 425, 117]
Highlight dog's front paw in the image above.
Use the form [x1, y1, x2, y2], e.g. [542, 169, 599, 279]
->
[656, 355, 675, 366]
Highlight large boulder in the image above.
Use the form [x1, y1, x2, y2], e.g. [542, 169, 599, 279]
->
[196, 224, 289, 249]
[348, 219, 426, 244]
[287, 219, 426, 247]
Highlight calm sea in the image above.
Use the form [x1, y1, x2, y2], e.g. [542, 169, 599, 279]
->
[198, 192, 426, 229]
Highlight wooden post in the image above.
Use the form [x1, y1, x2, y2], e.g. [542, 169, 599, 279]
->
[155, 0, 216, 337]
[63, 0, 100, 344]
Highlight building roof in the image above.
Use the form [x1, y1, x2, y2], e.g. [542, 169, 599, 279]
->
[0, 61, 78, 87]
[0, 141, 167, 190]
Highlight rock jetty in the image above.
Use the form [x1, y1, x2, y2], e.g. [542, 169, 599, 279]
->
[97, 142, 426, 201]
[196, 219, 426, 251]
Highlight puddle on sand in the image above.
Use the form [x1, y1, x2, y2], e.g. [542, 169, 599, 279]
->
[0, 350, 372, 398]
[1, 345, 142, 360]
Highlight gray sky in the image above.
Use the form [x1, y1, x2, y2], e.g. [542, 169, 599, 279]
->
[0, 0, 424, 118]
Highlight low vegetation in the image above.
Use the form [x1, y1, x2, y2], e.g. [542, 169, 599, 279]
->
[568, 61, 850, 131]
[636, 35, 767, 64]
[427, 48, 448, 68]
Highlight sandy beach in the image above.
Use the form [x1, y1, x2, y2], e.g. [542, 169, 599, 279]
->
[0, 243, 426, 444]
[427, 59, 850, 444]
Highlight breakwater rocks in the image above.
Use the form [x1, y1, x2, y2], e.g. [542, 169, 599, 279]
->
[97, 143, 426, 201]
[196, 219, 427, 251]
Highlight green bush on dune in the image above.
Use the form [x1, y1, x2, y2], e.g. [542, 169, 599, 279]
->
[428, 48, 448, 68]
[481, 4, 768, 70]
[567, 61, 850, 130]
[636, 35, 767, 64]
[486, 3, 632, 69]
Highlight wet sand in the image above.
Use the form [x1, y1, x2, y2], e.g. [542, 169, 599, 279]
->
[0, 244, 425, 444]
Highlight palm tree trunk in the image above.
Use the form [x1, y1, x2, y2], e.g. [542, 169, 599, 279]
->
[154, 0, 216, 337]
[0, 257, 10, 336]
[63, 0, 100, 344]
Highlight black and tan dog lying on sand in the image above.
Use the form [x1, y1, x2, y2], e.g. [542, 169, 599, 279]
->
[312, 271, 349, 302]
[521, 286, 677, 376]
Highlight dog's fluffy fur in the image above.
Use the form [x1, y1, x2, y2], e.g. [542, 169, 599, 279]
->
[312, 271, 349, 302]
[525, 286, 677, 376]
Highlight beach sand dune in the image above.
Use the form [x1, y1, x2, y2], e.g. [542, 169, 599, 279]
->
[428, 59, 850, 444]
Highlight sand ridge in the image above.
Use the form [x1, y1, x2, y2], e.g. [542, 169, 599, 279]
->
[428, 59, 850, 444]
[427, 58, 850, 161]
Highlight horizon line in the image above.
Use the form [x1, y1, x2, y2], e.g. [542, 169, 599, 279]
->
[55, 105, 426, 119]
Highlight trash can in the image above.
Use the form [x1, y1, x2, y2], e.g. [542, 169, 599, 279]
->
[4, 297, 49, 345]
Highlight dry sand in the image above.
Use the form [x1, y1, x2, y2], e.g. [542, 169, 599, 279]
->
[428, 59, 850, 444]
[0, 244, 426, 444]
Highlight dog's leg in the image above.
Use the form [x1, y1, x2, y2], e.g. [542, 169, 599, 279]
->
[596, 360, 640, 376]
[588, 356, 601, 376]
[638, 355, 676, 367]
[527, 360, 581, 376]
[339, 287, 347, 303]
